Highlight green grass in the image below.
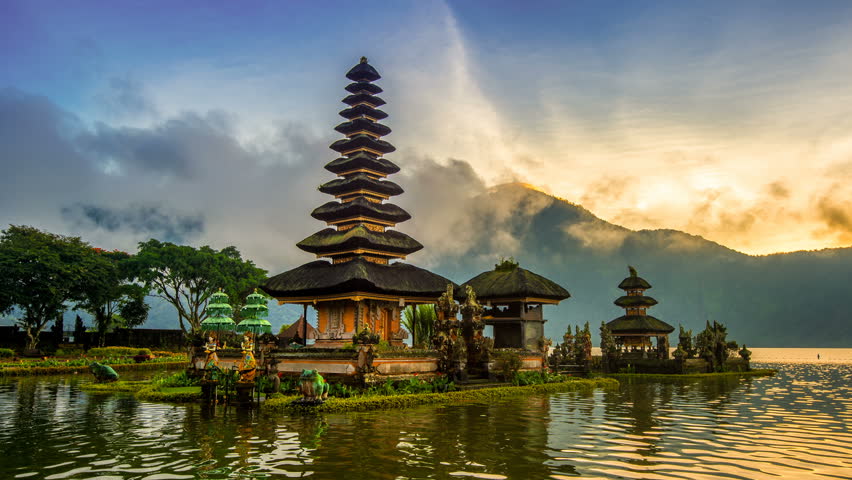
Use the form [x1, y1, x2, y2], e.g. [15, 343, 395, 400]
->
[0, 360, 187, 377]
[136, 385, 202, 403]
[80, 381, 151, 394]
[263, 377, 618, 414]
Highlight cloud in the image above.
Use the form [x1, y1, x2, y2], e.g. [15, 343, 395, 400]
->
[564, 221, 629, 252]
[60, 204, 204, 244]
[93, 75, 158, 120]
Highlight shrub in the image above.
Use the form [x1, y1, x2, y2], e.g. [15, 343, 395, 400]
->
[0, 348, 15, 358]
[88, 347, 152, 357]
[152, 370, 199, 388]
[493, 350, 522, 379]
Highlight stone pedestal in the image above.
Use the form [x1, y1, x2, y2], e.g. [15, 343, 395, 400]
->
[200, 380, 218, 401]
[235, 382, 255, 406]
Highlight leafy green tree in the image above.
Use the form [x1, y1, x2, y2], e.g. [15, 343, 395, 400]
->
[402, 304, 437, 348]
[0, 226, 102, 350]
[75, 249, 149, 346]
[133, 239, 267, 334]
[600, 321, 617, 371]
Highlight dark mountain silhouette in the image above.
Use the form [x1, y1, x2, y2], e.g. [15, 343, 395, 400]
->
[426, 183, 851, 348]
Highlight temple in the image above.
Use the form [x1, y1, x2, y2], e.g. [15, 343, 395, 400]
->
[606, 266, 674, 359]
[458, 259, 570, 350]
[262, 57, 455, 348]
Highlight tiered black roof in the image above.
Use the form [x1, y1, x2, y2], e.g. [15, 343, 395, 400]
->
[318, 173, 403, 197]
[263, 258, 457, 299]
[345, 82, 382, 95]
[330, 134, 396, 155]
[339, 104, 389, 120]
[334, 118, 392, 138]
[342, 93, 386, 107]
[325, 153, 400, 176]
[607, 266, 673, 335]
[297, 226, 423, 256]
[311, 198, 411, 224]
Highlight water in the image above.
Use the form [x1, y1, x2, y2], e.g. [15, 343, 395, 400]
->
[1, 351, 850, 479]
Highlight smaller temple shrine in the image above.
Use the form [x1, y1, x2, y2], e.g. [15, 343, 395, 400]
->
[457, 259, 570, 350]
[606, 266, 674, 359]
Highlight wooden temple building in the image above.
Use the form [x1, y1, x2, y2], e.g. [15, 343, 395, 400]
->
[261, 57, 455, 349]
[458, 259, 570, 350]
[606, 266, 674, 359]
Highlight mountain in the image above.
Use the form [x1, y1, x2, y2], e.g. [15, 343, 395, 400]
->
[424, 183, 851, 348]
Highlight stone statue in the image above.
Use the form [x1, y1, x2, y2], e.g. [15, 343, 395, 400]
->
[204, 335, 219, 370]
[90, 361, 119, 382]
[298, 369, 329, 402]
[238, 332, 257, 383]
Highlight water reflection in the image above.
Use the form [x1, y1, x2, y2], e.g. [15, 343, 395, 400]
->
[1, 362, 850, 479]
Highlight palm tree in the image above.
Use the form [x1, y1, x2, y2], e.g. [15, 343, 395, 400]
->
[402, 304, 437, 348]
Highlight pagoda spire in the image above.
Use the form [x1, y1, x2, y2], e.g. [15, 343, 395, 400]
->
[299, 58, 422, 265]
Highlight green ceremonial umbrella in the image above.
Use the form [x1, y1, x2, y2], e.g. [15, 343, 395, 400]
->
[235, 290, 272, 334]
[201, 290, 236, 332]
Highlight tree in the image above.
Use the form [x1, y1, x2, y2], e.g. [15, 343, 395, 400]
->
[402, 304, 437, 348]
[75, 249, 149, 346]
[600, 321, 617, 372]
[133, 239, 267, 334]
[695, 320, 738, 372]
[0, 226, 102, 350]
[678, 324, 696, 358]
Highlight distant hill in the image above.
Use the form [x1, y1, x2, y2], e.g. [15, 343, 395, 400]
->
[425, 183, 851, 348]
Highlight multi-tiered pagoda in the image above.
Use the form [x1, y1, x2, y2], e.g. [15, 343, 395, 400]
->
[262, 57, 455, 348]
[606, 266, 674, 359]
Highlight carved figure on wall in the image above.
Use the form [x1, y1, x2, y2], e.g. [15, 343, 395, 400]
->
[328, 305, 345, 339]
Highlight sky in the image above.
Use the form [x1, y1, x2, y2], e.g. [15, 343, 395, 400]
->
[3, 0, 852, 274]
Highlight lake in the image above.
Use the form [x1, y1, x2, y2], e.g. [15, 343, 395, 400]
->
[1, 349, 850, 479]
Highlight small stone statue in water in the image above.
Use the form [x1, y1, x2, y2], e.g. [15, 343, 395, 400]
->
[293, 369, 329, 405]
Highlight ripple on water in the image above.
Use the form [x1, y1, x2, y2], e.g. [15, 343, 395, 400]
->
[1, 362, 851, 479]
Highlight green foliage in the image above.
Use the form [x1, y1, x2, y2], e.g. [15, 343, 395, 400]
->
[494, 257, 519, 272]
[511, 370, 567, 386]
[133, 239, 267, 334]
[352, 326, 380, 345]
[264, 377, 618, 414]
[401, 304, 437, 348]
[0, 348, 14, 358]
[695, 320, 739, 372]
[88, 347, 152, 357]
[152, 370, 199, 388]
[678, 325, 696, 358]
[136, 386, 202, 403]
[74, 248, 149, 346]
[328, 382, 358, 398]
[0, 225, 107, 350]
[493, 350, 522, 379]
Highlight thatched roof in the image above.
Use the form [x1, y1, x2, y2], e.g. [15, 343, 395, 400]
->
[614, 295, 658, 308]
[279, 316, 318, 340]
[339, 104, 388, 121]
[345, 82, 382, 95]
[330, 134, 396, 155]
[457, 262, 570, 302]
[607, 315, 674, 334]
[342, 93, 386, 107]
[262, 258, 457, 299]
[346, 57, 381, 82]
[319, 173, 403, 197]
[618, 265, 652, 290]
[325, 152, 399, 176]
[334, 118, 392, 138]
[311, 198, 411, 224]
[297, 226, 423, 256]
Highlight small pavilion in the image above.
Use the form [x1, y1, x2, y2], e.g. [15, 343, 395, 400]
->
[261, 58, 455, 348]
[457, 259, 570, 350]
[606, 266, 674, 359]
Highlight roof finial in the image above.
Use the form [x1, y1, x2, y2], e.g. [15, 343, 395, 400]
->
[628, 265, 637, 277]
[360, 56, 368, 64]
